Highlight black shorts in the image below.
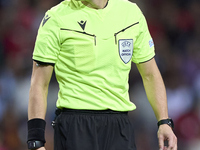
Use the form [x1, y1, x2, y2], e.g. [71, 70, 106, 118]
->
[53, 109, 137, 150]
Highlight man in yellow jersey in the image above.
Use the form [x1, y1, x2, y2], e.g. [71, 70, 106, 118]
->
[27, 0, 177, 150]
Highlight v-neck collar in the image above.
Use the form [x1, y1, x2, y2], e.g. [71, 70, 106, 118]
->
[70, 0, 111, 12]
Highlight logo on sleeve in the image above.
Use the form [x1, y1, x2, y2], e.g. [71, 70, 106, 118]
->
[119, 39, 133, 64]
[78, 20, 87, 30]
[42, 15, 51, 27]
[149, 38, 154, 48]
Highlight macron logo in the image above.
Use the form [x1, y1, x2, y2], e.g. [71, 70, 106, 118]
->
[42, 15, 51, 27]
[78, 20, 87, 30]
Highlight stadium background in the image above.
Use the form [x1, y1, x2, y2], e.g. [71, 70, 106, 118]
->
[0, 0, 200, 149]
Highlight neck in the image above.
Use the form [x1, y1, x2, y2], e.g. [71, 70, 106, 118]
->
[82, 0, 108, 9]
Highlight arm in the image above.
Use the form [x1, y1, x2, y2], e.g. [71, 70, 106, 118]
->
[28, 61, 54, 120]
[136, 58, 177, 150]
[28, 61, 54, 150]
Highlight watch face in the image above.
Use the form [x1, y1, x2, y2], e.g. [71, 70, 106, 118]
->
[27, 141, 44, 149]
[168, 119, 174, 128]
[28, 141, 36, 149]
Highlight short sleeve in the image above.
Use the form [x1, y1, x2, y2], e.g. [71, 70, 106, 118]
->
[132, 7, 155, 64]
[33, 10, 61, 64]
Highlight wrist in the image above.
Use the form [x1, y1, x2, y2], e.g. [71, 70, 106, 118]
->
[157, 118, 174, 129]
[27, 118, 46, 149]
[27, 140, 44, 149]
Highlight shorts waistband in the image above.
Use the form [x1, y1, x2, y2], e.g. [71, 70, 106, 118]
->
[55, 108, 128, 115]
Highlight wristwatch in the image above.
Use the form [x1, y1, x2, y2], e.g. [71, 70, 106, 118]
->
[157, 118, 174, 129]
[27, 141, 44, 149]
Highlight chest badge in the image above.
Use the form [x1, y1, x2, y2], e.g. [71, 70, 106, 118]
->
[119, 39, 133, 64]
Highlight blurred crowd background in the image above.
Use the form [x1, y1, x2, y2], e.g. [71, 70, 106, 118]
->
[0, 0, 200, 149]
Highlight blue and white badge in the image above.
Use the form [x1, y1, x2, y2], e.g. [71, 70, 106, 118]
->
[119, 39, 133, 64]
[149, 38, 154, 48]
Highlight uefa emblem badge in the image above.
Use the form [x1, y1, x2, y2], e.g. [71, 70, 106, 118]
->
[118, 39, 133, 64]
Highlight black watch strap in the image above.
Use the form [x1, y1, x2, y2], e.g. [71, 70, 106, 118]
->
[157, 118, 174, 129]
[27, 140, 44, 149]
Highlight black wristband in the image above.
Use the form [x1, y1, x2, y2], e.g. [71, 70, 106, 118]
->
[27, 118, 46, 143]
[157, 118, 174, 129]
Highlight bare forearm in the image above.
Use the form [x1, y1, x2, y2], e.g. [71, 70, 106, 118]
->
[142, 71, 168, 121]
[28, 85, 48, 120]
[28, 61, 53, 120]
[136, 59, 169, 121]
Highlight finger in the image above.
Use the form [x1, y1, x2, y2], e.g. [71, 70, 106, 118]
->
[174, 142, 178, 150]
[172, 136, 178, 150]
[167, 136, 177, 150]
[167, 138, 173, 150]
[158, 136, 164, 150]
[166, 141, 173, 150]
[172, 144, 177, 150]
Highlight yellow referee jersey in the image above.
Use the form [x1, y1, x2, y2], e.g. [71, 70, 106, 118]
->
[33, 0, 155, 111]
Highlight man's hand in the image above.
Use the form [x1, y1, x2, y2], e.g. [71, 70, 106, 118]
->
[35, 147, 46, 150]
[157, 124, 177, 150]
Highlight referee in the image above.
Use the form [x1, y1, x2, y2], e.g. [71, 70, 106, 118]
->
[27, 0, 177, 150]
